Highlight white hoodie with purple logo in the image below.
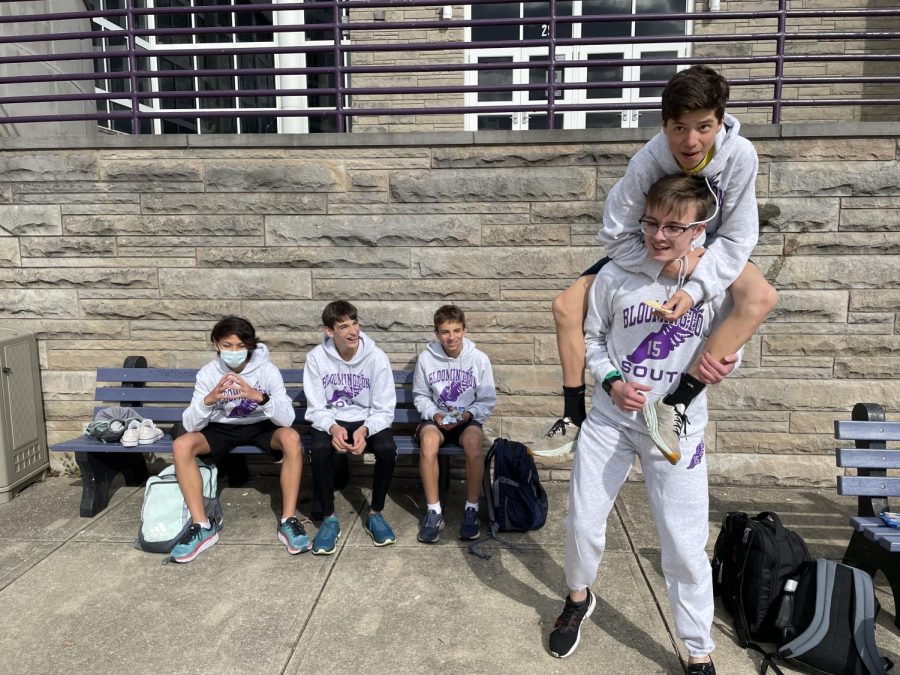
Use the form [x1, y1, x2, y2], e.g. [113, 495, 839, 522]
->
[585, 262, 739, 436]
[413, 337, 496, 424]
[303, 331, 396, 435]
[182, 343, 295, 432]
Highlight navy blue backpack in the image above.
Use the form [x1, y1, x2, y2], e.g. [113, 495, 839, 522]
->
[470, 438, 548, 559]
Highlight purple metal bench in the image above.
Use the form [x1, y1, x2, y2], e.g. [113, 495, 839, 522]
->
[51, 357, 462, 517]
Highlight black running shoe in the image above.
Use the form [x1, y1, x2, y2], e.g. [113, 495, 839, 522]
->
[548, 588, 596, 658]
[686, 659, 716, 675]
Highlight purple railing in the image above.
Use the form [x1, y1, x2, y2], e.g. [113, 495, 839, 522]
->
[0, 0, 898, 133]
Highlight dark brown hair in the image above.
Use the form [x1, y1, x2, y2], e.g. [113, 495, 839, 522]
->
[433, 304, 466, 330]
[322, 300, 358, 329]
[661, 65, 729, 122]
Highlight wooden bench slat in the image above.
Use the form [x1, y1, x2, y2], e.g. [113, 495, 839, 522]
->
[834, 420, 900, 441]
[837, 475, 900, 497]
[836, 448, 900, 469]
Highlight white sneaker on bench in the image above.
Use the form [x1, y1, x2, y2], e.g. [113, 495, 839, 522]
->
[120, 420, 141, 447]
[137, 419, 164, 445]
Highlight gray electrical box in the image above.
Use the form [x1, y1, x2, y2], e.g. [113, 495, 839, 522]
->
[0, 328, 49, 503]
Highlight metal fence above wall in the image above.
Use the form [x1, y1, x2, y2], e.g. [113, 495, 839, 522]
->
[0, 0, 898, 134]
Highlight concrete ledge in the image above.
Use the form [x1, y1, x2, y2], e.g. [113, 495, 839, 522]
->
[2, 122, 897, 151]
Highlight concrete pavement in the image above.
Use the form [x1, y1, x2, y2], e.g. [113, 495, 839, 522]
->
[0, 472, 897, 674]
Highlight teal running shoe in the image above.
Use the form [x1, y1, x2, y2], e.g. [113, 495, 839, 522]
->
[312, 516, 341, 555]
[170, 521, 219, 563]
[364, 512, 396, 546]
[277, 516, 311, 555]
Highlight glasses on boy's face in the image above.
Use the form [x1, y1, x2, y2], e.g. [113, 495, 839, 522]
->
[639, 218, 697, 240]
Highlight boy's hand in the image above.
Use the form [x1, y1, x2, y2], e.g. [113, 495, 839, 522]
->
[330, 424, 351, 453]
[349, 426, 368, 455]
[611, 381, 652, 413]
[657, 290, 694, 321]
[203, 373, 243, 406]
[696, 352, 738, 385]
[660, 247, 705, 279]
[224, 373, 263, 403]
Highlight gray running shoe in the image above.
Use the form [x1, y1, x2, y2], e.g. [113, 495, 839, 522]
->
[642, 398, 685, 465]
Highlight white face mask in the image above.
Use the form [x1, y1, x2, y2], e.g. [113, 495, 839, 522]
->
[220, 350, 248, 369]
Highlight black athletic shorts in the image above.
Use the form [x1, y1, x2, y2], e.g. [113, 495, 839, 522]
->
[579, 256, 610, 277]
[416, 419, 483, 447]
[200, 419, 283, 464]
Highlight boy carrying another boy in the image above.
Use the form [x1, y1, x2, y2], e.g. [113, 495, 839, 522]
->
[304, 300, 398, 553]
[413, 305, 496, 543]
[536, 65, 776, 457]
[548, 175, 740, 674]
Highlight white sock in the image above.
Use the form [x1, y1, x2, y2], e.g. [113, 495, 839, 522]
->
[280, 516, 291, 524]
[427, 502, 442, 515]
[197, 520, 211, 530]
[465, 501, 479, 511]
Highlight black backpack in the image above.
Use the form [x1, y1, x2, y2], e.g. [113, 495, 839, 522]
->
[469, 438, 548, 559]
[712, 511, 811, 646]
[761, 558, 893, 675]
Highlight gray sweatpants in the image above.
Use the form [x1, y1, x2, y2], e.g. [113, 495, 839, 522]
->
[564, 412, 714, 657]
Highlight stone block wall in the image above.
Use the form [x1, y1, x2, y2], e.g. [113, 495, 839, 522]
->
[1, 124, 898, 486]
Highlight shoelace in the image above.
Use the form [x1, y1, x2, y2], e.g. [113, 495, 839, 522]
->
[463, 509, 478, 526]
[284, 518, 305, 537]
[546, 418, 570, 438]
[672, 406, 689, 437]
[321, 520, 339, 539]
[554, 599, 584, 631]
[178, 523, 202, 545]
[369, 514, 386, 533]
[424, 511, 442, 529]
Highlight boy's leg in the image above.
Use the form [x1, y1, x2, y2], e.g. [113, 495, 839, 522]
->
[363, 429, 398, 546]
[417, 424, 446, 543]
[563, 421, 634, 592]
[269, 426, 312, 554]
[666, 263, 777, 411]
[418, 424, 444, 506]
[640, 430, 714, 661]
[269, 427, 303, 519]
[691, 262, 777, 373]
[309, 428, 337, 517]
[458, 423, 485, 540]
[366, 429, 397, 513]
[459, 424, 484, 504]
[551, 420, 634, 658]
[550, 273, 596, 427]
[172, 432, 212, 524]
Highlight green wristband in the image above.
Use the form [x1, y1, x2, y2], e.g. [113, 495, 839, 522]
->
[602, 369, 622, 383]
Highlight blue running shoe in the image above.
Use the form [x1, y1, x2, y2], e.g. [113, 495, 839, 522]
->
[170, 521, 219, 563]
[277, 516, 311, 555]
[365, 512, 396, 546]
[459, 506, 480, 540]
[312, 516, 341, 555]
[416, 509, 444, 544]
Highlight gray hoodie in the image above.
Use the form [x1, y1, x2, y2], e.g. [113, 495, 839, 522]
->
[585, 261, 739, 436]
[413, 337, 496, 424]
[303, 331, 396, 435]
[598, 113, 759, 305]
[183, 343, 295, 432]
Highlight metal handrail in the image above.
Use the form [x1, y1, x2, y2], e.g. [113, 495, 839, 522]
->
[0, 0, 897, 133]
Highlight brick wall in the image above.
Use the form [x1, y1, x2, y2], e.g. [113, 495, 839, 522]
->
[1, 124, 897, 485]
